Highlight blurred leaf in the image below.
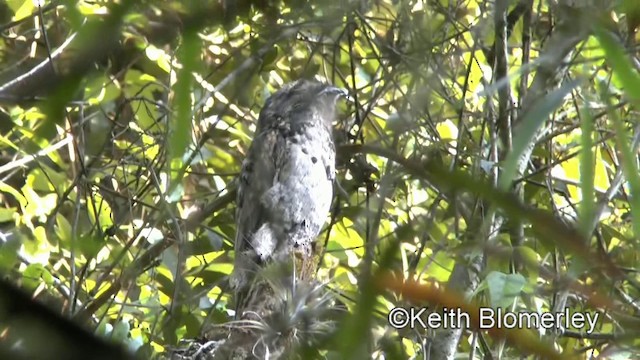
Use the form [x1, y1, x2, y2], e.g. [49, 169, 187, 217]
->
[579, 105, 595, 235]
[485, 271, 526, 309]
[55, 214, 72, 246]
[6, 0, 34, 21]
[22, 263, 53, 289]
[594, 28, 640, 101]
[595, 29, 640, 239]
[0, 207, 16, 222]
[111, 320, 131, 343]
[0, 231, 20, 270]
[169, 27, 200, 191]
[0, 181, 27, 208]
[500, 80, 578, 190]
[77, 234, 103, 260]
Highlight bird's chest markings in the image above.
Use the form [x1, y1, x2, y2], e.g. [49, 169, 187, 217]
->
[265, 119, 334, 182]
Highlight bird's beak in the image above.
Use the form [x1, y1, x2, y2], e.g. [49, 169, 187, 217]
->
[320, 86, 352, 102]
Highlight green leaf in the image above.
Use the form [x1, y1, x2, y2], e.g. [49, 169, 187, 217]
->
[595, 29, 640, 239]
[55, 214, 73, 246]
[7, 0, 35, 21]
[22, 263, 54, 290]
[169, 28, 200, 193]
[0, 231, 21, 270]
[485, 271, 526, 308]
[77, 234, 103, 260]
[0, 207, 16, 223]
[0, 181, 27, 208]
[594, 28, 640, 102]
[608, 103, 640, 239]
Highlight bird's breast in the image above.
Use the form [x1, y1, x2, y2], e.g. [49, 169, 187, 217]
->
[260, 124, 335, 237]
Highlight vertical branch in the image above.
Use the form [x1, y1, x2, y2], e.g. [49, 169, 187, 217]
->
[494, 0, 512, 153]
[510, 0, 534, 273]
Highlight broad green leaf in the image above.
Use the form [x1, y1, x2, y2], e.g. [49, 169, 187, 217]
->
[485, 271, 526, 308]
[22, 263, 54, 290]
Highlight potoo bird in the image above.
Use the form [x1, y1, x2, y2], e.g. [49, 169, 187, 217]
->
[232, 79, 344, 313]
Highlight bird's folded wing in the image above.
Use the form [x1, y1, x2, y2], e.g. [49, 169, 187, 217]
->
[234, 127, 279, 253]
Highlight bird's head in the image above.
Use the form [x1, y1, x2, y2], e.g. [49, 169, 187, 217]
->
[259, 79, 348, 129]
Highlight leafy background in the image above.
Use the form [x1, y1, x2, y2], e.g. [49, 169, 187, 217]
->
[1, 0, 640, 359]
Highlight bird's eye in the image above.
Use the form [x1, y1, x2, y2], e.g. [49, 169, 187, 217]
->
[319, 86, 344, 97]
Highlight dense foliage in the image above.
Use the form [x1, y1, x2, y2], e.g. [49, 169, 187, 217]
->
[1, 0, 640, 359]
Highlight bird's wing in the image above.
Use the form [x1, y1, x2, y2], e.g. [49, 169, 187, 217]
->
[233, 123, 282, 315]
[235, 127, 278, 254]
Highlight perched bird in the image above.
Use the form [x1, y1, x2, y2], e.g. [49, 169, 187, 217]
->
[232, 79, 344, 315]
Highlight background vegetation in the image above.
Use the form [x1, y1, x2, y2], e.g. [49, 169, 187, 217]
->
[0, 0, 639, 359]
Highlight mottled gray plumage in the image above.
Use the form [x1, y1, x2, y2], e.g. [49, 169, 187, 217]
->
[232, 79, 343, 313]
